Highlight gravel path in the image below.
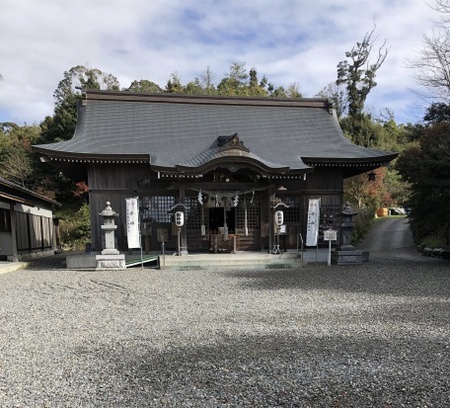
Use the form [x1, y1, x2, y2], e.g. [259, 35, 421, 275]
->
[1, 251, 449, 407]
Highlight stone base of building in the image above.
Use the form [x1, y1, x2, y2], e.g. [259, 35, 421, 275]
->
[332, 249, 363, 265]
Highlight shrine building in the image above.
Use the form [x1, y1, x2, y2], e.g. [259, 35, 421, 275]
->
[33, 91, 397, 254]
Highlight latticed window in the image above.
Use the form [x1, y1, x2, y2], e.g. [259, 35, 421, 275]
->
[140, 196, 175, 223]
[320, 204, 340, 230]
[185, 196, 202, 229]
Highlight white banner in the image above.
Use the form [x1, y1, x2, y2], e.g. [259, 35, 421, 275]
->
[306, 198, 321, 246]
[126, 197, 140, 248]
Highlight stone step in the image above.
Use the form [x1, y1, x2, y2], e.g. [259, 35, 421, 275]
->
[66, 249, 331, 271]
[160, 252, 304, 270]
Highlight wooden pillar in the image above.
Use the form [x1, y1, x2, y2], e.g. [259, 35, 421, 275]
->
[179, 185, 188, 254]
[9, 203, 19, 262]
[268, 187, 274, 251]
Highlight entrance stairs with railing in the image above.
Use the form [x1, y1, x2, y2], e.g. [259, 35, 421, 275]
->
[159, 249, 329, 270]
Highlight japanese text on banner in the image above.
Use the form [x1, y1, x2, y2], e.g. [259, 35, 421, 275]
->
[306, 198, 321, 246]
[126, 197, 140, 248]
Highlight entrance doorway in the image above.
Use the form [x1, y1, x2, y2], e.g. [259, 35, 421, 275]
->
[209, 207, 235, 234]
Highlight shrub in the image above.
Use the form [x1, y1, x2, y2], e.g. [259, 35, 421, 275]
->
[58, 202, 91, 251]
[352, 206, 377, 244]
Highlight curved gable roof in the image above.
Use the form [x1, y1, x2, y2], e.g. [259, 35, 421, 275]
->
[33, 91, 397, 173]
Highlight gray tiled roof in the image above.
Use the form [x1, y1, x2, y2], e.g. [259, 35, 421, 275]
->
[33, 91, 397, 171]
[0, 177, 60, 206]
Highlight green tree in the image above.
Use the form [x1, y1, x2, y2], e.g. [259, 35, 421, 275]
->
[315, 82, 346, 118]
[247, 68, 269, 96]
[286, 83, 303, 98]
[125, 80, 163, 93]
[344, 168, 391, 244]
[383, 168, 411, 207]
[184, 78, 206, 95]
[339, 114, 382, 147]
[268, 84, 288, 98]
[424, 102, 450, 124]
[58, 202, 91, 251]
[39, 65, 120, 144]
[396, 122, 450, 245]
[0, 122, 41, 188]
[166, 72, 184, 93]
[336, 27, 388, 118]
[217, 61, 249, 96]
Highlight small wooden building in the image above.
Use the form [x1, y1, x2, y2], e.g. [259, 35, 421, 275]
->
[0, 177, 59, 261]
[34, 91, 397, 254]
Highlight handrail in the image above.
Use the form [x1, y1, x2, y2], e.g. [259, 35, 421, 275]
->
[298, 233, 304, 265]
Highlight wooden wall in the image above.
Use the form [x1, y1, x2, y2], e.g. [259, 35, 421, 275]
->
[87, 164, 345, 252]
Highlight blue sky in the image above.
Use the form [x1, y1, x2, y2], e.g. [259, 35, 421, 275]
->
[0, 0, 437, 125]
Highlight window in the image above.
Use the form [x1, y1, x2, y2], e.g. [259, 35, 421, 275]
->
[282, 196, 301, 223]
[140, 195, 175, 223]
[0, 209, 11, 232]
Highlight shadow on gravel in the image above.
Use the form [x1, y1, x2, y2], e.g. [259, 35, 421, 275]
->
[24, 253, 67, 270]
[221, 259, 450, 297]
[101, 332, 450, 407]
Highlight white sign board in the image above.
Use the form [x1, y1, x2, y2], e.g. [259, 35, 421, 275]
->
[126, 197, 141, 249]
[324, 229, 337, 241]
[306, 198, 321, 246]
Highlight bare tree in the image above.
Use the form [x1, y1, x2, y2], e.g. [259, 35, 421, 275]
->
[431, 0, 450, 23]
[0, 147, 33, 187]
[409, 0, 450, 101]
[410, 31, 450, 100]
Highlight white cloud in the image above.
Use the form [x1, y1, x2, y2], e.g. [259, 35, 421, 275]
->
[0, 0, 438, 125]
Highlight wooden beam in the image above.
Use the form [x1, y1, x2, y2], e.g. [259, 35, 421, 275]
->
[9, 203, 18, 262]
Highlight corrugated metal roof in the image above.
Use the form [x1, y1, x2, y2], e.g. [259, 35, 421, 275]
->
[33, 91, 397, 171]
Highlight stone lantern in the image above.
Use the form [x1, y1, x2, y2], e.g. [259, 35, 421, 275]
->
[96, 201, 125, 269]
[331, 202, 363, 265]
[99, 201, 119, 255]
[339, 202, 358, 251]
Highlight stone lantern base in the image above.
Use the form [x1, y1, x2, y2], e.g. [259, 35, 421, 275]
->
[331, 249, 363, 265]
[95, 254, 126, 269]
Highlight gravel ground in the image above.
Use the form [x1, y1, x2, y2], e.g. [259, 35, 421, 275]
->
[1, 250, 449, 407]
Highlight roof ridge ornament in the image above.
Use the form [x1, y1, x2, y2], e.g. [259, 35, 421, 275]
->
[217, 133, 250, 153]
